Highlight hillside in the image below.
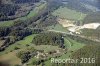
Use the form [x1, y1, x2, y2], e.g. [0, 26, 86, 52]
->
[63, 0, 100, 13]
[70, 44, 100, 66]
[0, 0, 40, 21]
[83, 12, 100, 24]
[0, 0, 100, 66]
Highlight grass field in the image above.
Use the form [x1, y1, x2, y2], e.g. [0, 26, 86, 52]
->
[47, 24, 68, 32]
[52, 6, 86, 20]
[59, 37, 85, 59]
[0, 21, 14, 27]
[0, 51, 21, 66]
[0, 2, 47, 27]
[32, 45, 60, 52]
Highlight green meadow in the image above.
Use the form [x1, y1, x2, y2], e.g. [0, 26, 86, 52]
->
[47, 24, 68, 32]
[52, 6, 86, 20]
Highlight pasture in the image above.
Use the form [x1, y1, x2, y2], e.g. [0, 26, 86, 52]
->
[52, 6, 86, 20]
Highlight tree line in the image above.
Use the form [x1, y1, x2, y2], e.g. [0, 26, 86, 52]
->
[66, 34, 100, 45]
[12, 0, 40, 4]
[16, 47, 37, 63]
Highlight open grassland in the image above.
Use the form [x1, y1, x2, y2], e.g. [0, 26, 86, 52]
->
[0, 2, 47, 27]
[58, 37, 85, 59]
[0, 51, 21, 66]
[52, 6, 86, 20]
[47, 24, 68, 32]
[32, 45, 60, 52]
[66, 38, 85, 51]
[0, 21, 14, 27]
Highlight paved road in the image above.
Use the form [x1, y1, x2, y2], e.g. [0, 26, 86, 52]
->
[48, 30, 72, 35]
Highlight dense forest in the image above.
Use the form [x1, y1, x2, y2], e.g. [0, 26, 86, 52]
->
[0, 4, 19, 21]
[66, 0, 91, 13]
[0, 0, 41, 21]
[83, 12, 100, 24]
[70, 44, 100, 66]
[12, 0, 40, 4]
[32, 32, 65, 48]
[16, 48, 37, 63]
[81, 28, 100, 40]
